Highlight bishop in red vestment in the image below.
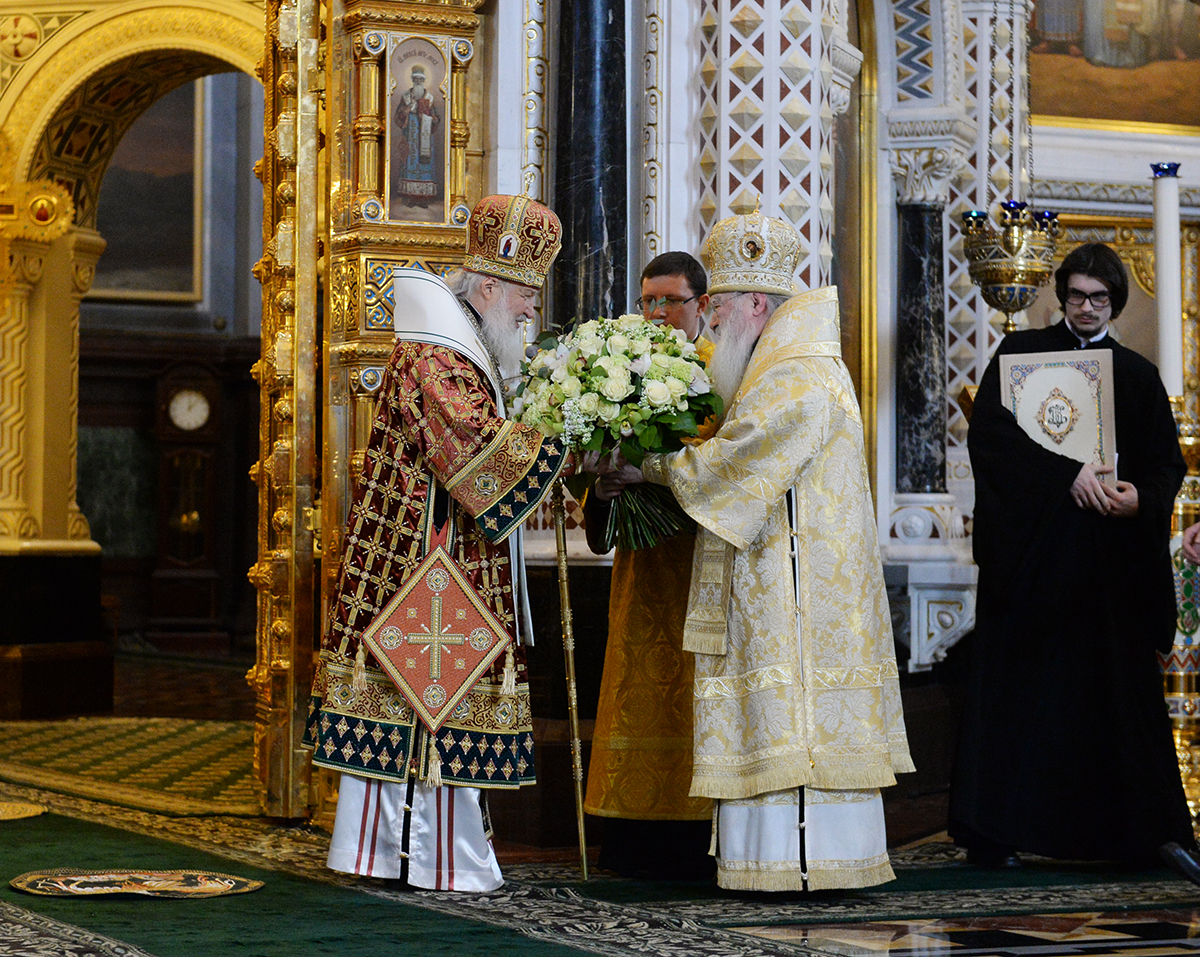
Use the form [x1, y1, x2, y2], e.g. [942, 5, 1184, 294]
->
[305, 194, 569, 891]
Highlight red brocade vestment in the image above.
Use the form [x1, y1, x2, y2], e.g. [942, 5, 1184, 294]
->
[306, 339, 568, 789]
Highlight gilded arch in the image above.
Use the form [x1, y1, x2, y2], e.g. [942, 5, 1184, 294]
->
[0, 1, 263, 186]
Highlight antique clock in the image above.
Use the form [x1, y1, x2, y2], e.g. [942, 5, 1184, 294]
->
[149, 364, 223, 651]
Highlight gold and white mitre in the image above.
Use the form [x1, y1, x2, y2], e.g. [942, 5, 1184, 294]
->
[704, 205, 803, 296]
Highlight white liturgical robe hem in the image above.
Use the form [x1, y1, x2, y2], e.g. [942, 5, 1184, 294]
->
[327, 773, 503, 891]
[716, 787, 894, 891]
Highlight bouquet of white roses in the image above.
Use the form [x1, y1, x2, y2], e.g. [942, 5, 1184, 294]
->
[515, 314, 723, 550]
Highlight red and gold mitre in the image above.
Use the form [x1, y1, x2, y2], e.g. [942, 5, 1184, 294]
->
[463, 193, 562, 289]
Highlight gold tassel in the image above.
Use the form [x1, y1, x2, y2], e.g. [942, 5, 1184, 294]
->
[501, 644, 516, 696]
[351, 644, 367, 698]
[425, 736, 443, 788]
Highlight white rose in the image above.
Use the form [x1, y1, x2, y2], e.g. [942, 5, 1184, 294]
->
[664, 376, 688, 399]
[606, 333, 631, 357]
[600, 375, 634, 401]
[560, 375, 582, 398]
[575, 335, 604, 358]
[615, 314, 645, 332]
[576, 320, 602, 338]
[594, 354, 631, 377]
[576, 392, 600, 417]
[629, 336, 652, 356]
[643, 379, 674, 408]
[592, 400, 619, 424]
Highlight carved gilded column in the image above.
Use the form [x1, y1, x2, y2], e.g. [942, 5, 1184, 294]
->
[0, 241, 43, 545]
[352, 30, 386, 212]
[0, 183, 88, 553]
[249, 0, 321, 817]
[0, 185, 109, 716]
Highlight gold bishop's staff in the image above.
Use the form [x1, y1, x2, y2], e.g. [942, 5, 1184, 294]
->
[552, 479, 589, 880]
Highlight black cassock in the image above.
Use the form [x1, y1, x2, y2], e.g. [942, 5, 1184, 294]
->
[949, 319, 1195, 862]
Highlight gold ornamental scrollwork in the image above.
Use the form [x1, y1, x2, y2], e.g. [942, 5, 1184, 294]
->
[342, 9, 482, 32]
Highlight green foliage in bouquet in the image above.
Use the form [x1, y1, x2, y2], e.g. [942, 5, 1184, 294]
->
[515, 315, 723, 551]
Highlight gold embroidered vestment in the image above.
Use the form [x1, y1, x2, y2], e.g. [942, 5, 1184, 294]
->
[643, 287, 913, 801]
[585, 339, 715, 822]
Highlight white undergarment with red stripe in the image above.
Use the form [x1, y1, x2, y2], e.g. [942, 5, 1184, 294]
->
[326, 772, 503, 891]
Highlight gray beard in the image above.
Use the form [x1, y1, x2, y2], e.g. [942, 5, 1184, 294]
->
[478, 302, 526, 384]
[708, 317, 759, 409]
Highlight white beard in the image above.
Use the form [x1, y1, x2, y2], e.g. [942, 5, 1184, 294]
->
[708, 304, 760, 409]
[478, 298, 527, 384]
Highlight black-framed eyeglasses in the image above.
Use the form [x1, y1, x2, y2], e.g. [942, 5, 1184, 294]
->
[1065, 289, 1111, 308]
[635, 295, 699, 312]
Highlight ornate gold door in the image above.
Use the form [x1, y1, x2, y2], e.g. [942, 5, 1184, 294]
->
[248, 0, 324, 817]
[251, 0, 485, 818]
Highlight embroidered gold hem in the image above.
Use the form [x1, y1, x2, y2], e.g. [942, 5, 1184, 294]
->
[715, 858, 896, 892]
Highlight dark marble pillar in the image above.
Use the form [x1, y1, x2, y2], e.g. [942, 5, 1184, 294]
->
[551, 0, 627, 327]
[895, 204, 947, 494]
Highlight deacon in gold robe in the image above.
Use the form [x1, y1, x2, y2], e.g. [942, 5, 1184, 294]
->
[305, 194, 573, 892]
[583, 251, 714, 880]
[602, 210, 913, 892]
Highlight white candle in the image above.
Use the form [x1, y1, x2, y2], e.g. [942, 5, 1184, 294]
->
[1153, 162, 1184, 397]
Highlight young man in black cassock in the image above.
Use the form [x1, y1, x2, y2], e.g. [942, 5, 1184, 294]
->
[950, 242, 1200, 883]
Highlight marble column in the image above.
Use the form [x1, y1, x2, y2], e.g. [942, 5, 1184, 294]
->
[551, 0, 627, 325]
[895, 204, 947, 494]
[885, 129, 976, 671]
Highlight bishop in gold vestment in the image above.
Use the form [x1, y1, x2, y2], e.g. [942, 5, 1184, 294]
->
[630, 211, 912, 891]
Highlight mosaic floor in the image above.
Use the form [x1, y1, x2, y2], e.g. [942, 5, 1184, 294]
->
[735, 911, 1200, 956]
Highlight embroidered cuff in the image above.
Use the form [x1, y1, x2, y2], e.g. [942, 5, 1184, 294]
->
[641, 452, 671, 486]
[474, 435, 569, 542]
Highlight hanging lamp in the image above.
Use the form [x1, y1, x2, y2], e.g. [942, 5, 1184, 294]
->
[960, 0, 1059, 334]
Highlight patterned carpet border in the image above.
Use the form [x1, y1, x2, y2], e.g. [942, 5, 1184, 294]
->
[0, 900, 157, 957]
[0, 719, 258, 817]
[2, 780, 1198, 957]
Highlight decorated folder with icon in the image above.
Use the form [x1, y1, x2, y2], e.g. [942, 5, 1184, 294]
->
[999, 348, 1116, 486]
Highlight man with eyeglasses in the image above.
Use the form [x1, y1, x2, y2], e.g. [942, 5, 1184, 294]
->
[633, 250, 711, 341]
[594, 212, 913, 891]
[581, 251, 715, 880]
[950, 242, 1200, 885]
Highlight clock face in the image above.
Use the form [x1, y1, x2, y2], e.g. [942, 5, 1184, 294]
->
[168, 388, 211, 431]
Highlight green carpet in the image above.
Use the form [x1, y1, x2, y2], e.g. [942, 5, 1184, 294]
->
[1, 813, 584, 957]
[0, 718, 258, 816]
